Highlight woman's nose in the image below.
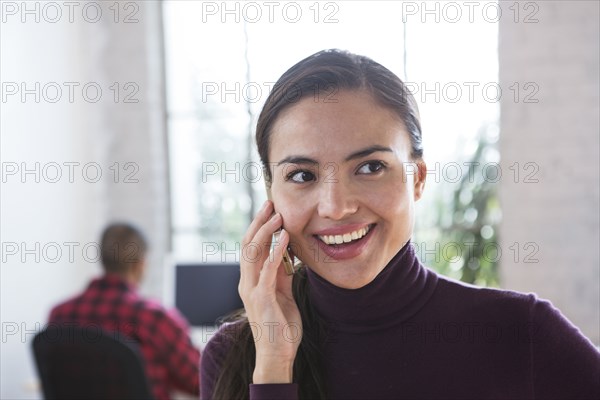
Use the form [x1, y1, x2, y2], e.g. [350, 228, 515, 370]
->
[317, 179, 359, 220]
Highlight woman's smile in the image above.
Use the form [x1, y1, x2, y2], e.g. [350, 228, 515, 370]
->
[311, 223, 377, 261]
[315, 223, 374, 245]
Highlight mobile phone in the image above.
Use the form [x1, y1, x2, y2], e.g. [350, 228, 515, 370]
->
[265, 184, 300, 275]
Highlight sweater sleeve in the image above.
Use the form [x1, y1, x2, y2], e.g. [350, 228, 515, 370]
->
[529, 297, 600, 399]
[200, 323, 299, 400]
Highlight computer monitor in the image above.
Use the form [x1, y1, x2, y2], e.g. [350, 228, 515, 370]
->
[174, 263, 244, 326]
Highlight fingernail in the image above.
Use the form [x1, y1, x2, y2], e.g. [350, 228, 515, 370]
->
[271, 213, 281, 222]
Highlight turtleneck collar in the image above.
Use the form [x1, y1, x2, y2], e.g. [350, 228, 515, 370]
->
[306, 241, 438, 333]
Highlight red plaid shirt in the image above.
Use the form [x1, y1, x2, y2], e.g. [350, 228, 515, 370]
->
[48, 274, 200, 400]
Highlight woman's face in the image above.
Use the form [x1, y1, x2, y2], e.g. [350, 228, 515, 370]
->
[269, 89, 426, 289]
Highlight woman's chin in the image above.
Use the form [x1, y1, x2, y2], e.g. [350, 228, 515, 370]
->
[309, 263, 379, 289]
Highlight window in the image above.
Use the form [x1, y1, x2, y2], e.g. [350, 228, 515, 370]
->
[163, 1, 499, 285]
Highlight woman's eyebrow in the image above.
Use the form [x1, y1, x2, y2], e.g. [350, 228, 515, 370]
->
[276, 156, 319, 166]
[345, 145, 393, 161]
[276, 145, 393, 166]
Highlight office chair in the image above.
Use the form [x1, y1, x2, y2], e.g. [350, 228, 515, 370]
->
[32, 325, 153, 400]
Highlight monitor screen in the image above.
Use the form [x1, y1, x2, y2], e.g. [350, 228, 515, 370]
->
[175, 263, 244, 326]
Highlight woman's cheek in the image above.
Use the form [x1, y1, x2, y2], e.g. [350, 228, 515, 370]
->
[384, 173, 414, 209]
[282, 204, 314, 256]
[279, 201, 305, 236]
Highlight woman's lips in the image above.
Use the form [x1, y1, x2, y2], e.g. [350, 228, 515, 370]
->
[311, 224, 376, 261]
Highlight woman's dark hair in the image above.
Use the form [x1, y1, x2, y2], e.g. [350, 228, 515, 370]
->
[212, 49, 423, 400]
[257, 48, 423, 184]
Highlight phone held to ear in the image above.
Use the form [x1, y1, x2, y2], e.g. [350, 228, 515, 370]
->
[265, 183, 301, 275]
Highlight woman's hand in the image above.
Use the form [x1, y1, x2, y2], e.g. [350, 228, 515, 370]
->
[239, 200, 303, 384]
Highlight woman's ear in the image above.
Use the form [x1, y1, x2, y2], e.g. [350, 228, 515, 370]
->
[413, 160, 427, 201]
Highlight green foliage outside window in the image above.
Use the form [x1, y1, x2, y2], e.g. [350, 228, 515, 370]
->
[415, 125, 501, 287]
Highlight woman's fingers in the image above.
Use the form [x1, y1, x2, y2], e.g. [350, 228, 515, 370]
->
[240, 206, 284, 294]
[242, 200, 272, 245]
[240, 201, 272, 293]
[257, 229, 289, 291]
[238, 217, 302, 374]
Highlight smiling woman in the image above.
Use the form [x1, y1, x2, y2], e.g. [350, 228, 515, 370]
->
[199, 50, 600, 400]
[268, 89, 424, 289]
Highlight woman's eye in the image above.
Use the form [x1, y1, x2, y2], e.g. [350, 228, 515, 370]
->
[288, 170, 316, 183]
[357, 161, 386, 175]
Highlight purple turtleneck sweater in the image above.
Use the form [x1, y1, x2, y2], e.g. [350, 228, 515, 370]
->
[200, 242, 600, 399]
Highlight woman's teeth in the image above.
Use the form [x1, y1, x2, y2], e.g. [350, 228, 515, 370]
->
[318, 225, 372, 245]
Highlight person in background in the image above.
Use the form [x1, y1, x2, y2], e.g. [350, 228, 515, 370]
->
[49, 222, 200, 400]
[200, 49, 600, 400]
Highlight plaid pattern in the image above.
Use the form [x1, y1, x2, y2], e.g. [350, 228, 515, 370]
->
[49, 275, 200, 400]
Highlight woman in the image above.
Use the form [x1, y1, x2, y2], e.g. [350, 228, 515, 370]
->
[200, 49, 600, 399]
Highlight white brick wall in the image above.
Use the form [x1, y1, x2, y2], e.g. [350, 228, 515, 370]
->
[0, 3, 169, 398]
[499, 0, 599, 344]
[77, 2, 171, 299]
